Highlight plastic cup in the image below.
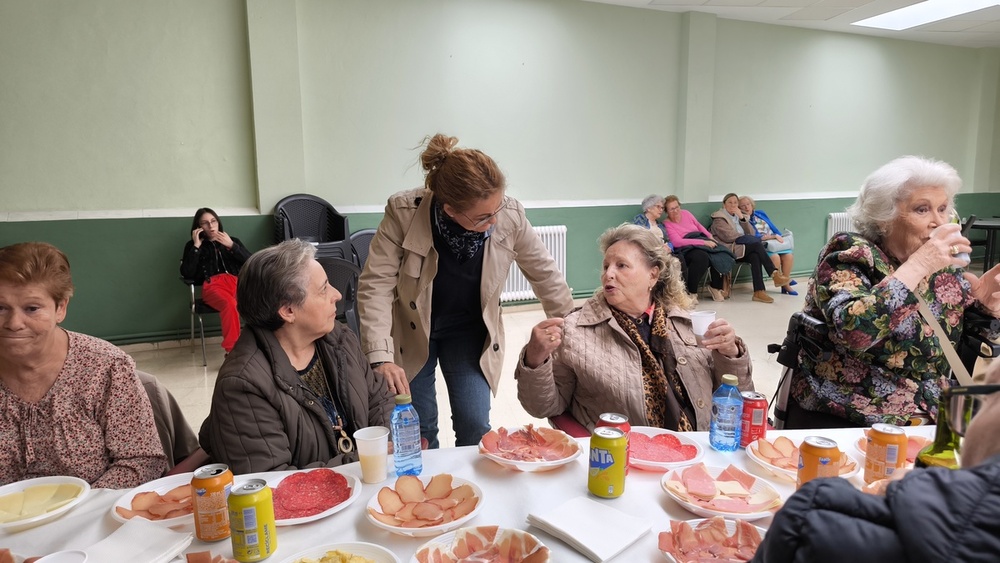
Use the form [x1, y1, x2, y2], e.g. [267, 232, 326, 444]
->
[354, 426, 390, 483]
[690, 311, 717, 344]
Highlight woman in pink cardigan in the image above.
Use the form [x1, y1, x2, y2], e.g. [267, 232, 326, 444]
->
[662, 195, 727, 301]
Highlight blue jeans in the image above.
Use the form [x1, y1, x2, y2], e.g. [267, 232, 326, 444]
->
[409, 328, 491, 448]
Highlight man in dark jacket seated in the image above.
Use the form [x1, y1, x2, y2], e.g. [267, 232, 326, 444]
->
[754, 363, 1000, 563]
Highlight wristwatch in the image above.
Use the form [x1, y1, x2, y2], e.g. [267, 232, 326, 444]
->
[370, 361, 388, 369]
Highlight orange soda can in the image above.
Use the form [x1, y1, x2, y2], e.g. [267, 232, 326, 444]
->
[192, 463, 234, 542]
[596, 413, 631, 473]
[864, 423, 908, 484]
[796, 436, 840, 489]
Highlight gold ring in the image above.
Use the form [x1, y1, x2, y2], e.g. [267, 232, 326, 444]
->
[950, 245, 960, 256]
[549, 335, 555, 342]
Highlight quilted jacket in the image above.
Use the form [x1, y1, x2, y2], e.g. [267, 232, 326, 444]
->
[514, 294, 753, 431]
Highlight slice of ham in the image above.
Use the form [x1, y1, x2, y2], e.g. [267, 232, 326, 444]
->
[682, 464, 718, 500]
[717, 465, 756, 491]
[659, 517, 763, 562]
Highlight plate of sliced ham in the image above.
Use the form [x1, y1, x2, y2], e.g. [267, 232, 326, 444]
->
[746, 437, 859, 482]
[628, 427, 704, 471]
[854, 431, 931, 468]
[411, 525, 550, 563]
[659, 517, 766, 563]
[478, 425, 582, 472]
[661, 463, 782, 521]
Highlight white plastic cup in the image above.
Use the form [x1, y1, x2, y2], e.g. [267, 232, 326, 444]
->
[690, 310, 717, 344]
[354, 426, 390, 484]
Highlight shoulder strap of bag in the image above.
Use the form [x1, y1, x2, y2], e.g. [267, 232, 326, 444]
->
[915, 294, 974, 386]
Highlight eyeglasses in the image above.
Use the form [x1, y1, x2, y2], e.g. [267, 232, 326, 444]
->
[199, 218, 218, 228]
[460, 196, 509, 228]
[944, 384, 1000, 437]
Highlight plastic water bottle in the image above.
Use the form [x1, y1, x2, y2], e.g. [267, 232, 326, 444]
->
[390, 394, 422, 476]
[710, 374, 744, 452]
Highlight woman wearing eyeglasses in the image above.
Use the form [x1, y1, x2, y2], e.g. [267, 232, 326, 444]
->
[180, 207, 252, 353]
[358, 134, 573, 448]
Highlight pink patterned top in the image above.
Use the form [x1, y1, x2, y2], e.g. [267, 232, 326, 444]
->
[0, 331, 167, 488]
[663, 209, 715, 249]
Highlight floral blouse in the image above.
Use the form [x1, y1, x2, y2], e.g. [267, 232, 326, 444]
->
[0, 331, 167, 488]
[792, 232, 978, 426]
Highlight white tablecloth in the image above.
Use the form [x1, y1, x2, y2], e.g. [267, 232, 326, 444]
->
[1, 426, 935, 562]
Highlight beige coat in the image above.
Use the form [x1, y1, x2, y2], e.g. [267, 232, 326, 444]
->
[514, 294, 753, 431]
[710, 209, 755, 260]
[358, 188, 573, 393]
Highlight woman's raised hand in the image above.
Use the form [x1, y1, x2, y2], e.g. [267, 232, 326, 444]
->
[701, 318, 741, 358]
[375, 362, 410, 395]
[897, 223, 969, 288]
[191, 228, 203, 247]
[212, 231, 234, 249]
[965, 262, 1000, 318]
[524, 318, 565, 369]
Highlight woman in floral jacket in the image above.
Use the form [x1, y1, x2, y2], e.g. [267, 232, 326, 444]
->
[787, 156, 1000, 428]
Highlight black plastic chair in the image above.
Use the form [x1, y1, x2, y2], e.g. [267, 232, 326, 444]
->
[182, 278, 219, 366]
[350, 228, 377, 269]
[273, 194, 352, 260]
[316, 256, 362, 336]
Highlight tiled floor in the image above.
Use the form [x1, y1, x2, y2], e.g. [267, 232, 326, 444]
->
[127, 279, 806, 448]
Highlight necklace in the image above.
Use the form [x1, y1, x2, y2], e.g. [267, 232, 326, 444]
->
[299, 353, 354, 454]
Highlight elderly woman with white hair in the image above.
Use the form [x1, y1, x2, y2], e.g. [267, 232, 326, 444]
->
[633, 195, 671, 248]
[785, 156, 1000, 429]
[200, 239, 393, 473]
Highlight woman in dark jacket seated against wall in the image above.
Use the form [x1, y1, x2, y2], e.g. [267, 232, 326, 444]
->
[754, 362, 1000, 563]
[200, 239, 393, 473]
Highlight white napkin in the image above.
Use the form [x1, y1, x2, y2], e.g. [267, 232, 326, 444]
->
[526, 496, 650, 562]
[85, 518, 193, 563]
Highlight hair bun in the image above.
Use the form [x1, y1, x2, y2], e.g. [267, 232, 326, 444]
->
[420, 134, 459, 174]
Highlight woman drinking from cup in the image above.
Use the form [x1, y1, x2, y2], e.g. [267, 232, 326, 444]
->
[515, 224, 753, 432]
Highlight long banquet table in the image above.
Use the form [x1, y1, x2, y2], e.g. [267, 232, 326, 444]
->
[2, 426, 935, 562]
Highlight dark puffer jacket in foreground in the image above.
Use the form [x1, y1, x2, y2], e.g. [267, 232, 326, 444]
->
[753, 455, 1000, 563]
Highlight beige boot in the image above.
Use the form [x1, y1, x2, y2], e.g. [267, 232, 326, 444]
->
[709, 286, 725, 302]
[771, 270, 791, 287]
[753, 290, 774, 303]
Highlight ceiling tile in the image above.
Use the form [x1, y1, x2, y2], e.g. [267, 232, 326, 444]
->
[760, 0, 818, 6]
[781, 6, 852, 20]
[704, 0, 765, 6]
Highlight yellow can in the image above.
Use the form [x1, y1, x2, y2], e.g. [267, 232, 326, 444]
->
[796, 436, 840, 489]
[588, 427, 627, 498]
[228, 479, 277, 562]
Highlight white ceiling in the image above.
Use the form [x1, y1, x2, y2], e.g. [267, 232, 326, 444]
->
[583, 0, 1000, 49]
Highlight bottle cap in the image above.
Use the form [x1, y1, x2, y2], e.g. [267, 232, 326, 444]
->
[394, 394, 412, 405]
[721, 374, 739, 387]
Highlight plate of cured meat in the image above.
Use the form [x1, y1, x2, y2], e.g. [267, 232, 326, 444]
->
[367, 474, 484, 538]
[661, 463, 782, 521]
[478, 425, 582, 472]
[411, 525, 550, 563]
[659, 517, 766, 563]
[628, 427, 704, 471]
[111, 472, 194, 528]
[241, 468, 361, 526]
[746, 436, 860, 481]
[854, 431, 931, 468]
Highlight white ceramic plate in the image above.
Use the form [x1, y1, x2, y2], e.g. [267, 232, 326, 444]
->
[411, 527, 550, 563]
[111, 472, 193, 528]
[660, 466, 781, 521]
[745, 440, 860, 482]
[478, 426, 582, 472]
[628, 426, 704, 471]
[0, 476, 89, 533]
[239, 469, 362, 526]
[660, 518, 767, 563]
[279, 542, 401, 563]
[366, 475, 484, 538]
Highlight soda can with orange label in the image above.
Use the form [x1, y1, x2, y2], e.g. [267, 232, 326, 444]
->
[739, 392, 768, 448]
[864, 423, 908, 484]
[192, 463, 234, 542]
[796, 436, 840, 489]
[228, 479, 277, 562]
[588, 427, 627, 499]
[596, 413, 631, 472]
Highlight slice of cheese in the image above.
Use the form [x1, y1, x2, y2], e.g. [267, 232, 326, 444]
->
[716, 480, 751, 498]
[0, 483, 83, 523]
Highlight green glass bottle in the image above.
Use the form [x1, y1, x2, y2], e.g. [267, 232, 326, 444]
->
[914, 389, 962, 470]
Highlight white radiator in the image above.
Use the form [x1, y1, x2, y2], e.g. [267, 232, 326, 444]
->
[501, 225, 567, 302]
[827, 212, 855, 240]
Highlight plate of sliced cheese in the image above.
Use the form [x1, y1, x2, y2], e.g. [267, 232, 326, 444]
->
[0, 475, 89, 532]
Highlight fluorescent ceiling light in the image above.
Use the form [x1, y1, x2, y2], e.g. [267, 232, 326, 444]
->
[852, 0, 999, 31]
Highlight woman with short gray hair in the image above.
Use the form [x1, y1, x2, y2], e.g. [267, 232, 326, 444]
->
[786, 155, 1000, 429]
[200, 239, 393, 472]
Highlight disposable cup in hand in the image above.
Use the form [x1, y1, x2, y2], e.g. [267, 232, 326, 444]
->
[690, 311, 716, 344]
[354, 426, 390, 483]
